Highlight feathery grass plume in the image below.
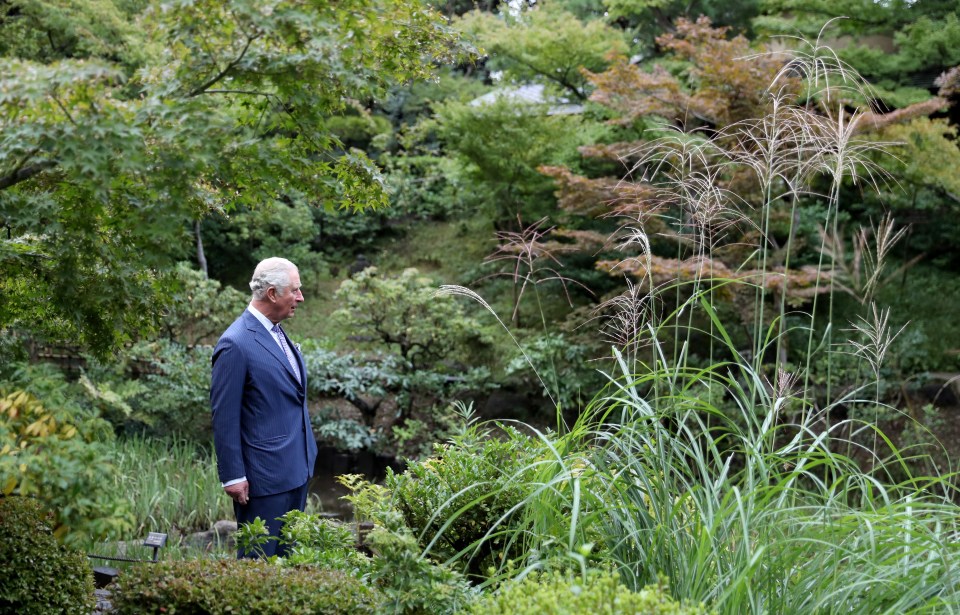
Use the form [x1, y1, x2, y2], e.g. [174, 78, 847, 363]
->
[623, 131, 749, 261]
[589, 278, 657, 369]
[435, 285, 558, 409]
[482, 216, 591, 327]
[760, 25, 897, 402]
[820, 213, 914, 305]
[845, 302, 908, 382]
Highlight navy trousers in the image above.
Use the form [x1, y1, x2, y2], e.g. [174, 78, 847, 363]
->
[234, 482, 309, 558]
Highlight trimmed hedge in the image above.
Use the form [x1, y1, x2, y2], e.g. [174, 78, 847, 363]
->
[110, 558, 385, 614]
[0, 495, 95, 615]
[463, 569, 710, 615]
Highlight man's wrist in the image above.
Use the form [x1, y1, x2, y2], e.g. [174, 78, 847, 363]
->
[222, 477, 247, 487]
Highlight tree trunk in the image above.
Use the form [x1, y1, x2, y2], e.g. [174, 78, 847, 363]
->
[195, 219, 208, 278]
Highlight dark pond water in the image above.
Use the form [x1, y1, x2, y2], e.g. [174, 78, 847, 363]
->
[308, 447, 402, 520]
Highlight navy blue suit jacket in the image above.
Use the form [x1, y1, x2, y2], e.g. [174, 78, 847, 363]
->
[210, 310, 318, 498]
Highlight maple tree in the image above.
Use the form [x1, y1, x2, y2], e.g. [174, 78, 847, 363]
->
[0, 0, 469, 354]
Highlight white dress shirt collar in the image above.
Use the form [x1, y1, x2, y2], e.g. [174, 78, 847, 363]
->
[247, 304, 275, 334]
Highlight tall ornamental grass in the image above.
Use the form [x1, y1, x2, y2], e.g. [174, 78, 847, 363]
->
[104, 436, 232, 539]
[576, 310, 960, 613]
[439, 298, 960, 612]
[436, 32, 960, 614]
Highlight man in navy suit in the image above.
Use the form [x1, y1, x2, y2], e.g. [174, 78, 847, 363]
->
[211, 257, 318, 558]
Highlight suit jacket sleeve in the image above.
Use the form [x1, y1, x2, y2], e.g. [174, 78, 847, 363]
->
[211, 335, 246, 483]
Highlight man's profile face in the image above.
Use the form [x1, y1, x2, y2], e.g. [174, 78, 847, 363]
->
[274, 269, 304, 322]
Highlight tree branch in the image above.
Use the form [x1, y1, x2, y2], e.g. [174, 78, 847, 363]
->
[199, 89, 271, 96]
[187, 34, 260, 97]
[499, 51, 588, 101]
[51, 92, 78, 126]
[0, 159, 59, 191]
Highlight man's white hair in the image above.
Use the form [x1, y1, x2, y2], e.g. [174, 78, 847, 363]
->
[250, 257, 297, 300]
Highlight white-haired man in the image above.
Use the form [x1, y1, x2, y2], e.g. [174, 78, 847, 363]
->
[210, 257, 317, 558]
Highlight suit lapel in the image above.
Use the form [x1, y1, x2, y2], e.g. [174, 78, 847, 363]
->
[244, 311, 299, 382]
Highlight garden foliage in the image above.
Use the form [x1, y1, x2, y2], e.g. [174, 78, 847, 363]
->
[386, 422, 544, 572]
[235, 506, 474, 615]
[0, 495, 95, 615]
[110, 558, 385, 614]
[0, 381, 132, 543]
[464, 569, 708, 615]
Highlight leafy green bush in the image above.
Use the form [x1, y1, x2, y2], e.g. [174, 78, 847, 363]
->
[387, 424, 544, 571]
[332, 268, 492, 374]
[504, 331, 600, 412]
[317, 271, 496, 457]
[0, 496, 95, 615]
[160, 262, 248, 347]
[82, 339, 214, 441]
[463, 569, 709, 614]
[130, 340, 214, 440]
[235, 510, 371, 572]
[365, 511, 476, 615]
[235, 505, 473, 615]
[111, 558, 385, 614]
[0, 385, 133, 543]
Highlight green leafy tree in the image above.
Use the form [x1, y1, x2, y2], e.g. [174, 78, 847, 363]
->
[1, 0, 471, 355]
[333, 267, 491, 373]
[433, 97, 604, 230]
[755, 0, 960, 107]
[603, 0, 761, 51]
[857, 116, 960, 258]
[457, 3, 628, 101]
[325, 268, 493, 454]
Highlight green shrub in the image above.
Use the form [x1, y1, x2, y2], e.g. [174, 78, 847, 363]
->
[365, 511, 475, 615]
[130, 340, 214, 440]
[236, 510, 372, 572]
[82, 339, 214, 441]
[387, 424, 544, 571]
[462, 569, 709, 615]
[235, 506, 474, 615]
[0, 387, 133, 543]
[0, 496, 95, 615]
[111, 558, 385, 614]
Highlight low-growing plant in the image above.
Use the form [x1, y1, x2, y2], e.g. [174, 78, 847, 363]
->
[311, 407, 380, 452]
[0, 495, 95, 615]
[236, 505, 474, 615]
[110, 558, 385, 614]
[463, 568, 708, 615]
[236, 510, 371, 572]
[365, 510, 476, 615]
[386, 421, 545, 574]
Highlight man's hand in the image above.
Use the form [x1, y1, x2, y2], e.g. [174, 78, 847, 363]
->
[224, 480, 249, 505]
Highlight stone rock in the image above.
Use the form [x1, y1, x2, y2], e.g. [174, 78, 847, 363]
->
[185, 519, 237, 552]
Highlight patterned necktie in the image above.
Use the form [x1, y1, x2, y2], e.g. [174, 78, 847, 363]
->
[272, 324, 301, 383]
